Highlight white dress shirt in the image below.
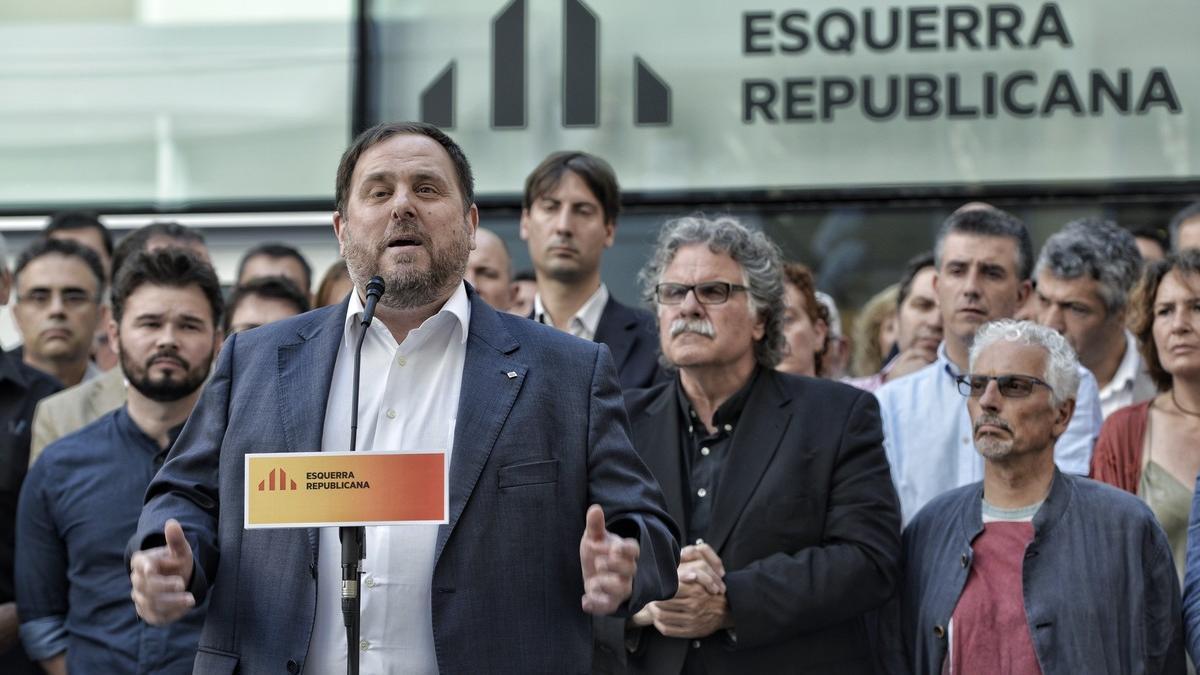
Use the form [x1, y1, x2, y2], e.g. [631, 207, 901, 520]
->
[307, 283, 470, 675]
[533, 283, 609, 341]
[1098, 330, 1157, 419]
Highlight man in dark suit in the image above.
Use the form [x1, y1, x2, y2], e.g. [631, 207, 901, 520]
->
[520, 151, 664, 390]
[594, 215, 902, 674]
[126, 122, 679, 674]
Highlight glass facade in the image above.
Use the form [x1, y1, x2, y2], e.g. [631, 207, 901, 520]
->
[0, 0, 352, 210]
[0, 0, 1196, 337]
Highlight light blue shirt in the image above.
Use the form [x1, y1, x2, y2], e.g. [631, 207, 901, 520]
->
[876, 343, 1103, 524]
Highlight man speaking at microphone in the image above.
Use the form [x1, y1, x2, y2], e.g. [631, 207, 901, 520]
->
[126, 122, 680, 674]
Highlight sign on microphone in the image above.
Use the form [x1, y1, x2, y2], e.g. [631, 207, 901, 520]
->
[244, 451, 448, 529]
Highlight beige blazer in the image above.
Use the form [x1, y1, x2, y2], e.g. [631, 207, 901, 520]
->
[29, 367, 126, 466]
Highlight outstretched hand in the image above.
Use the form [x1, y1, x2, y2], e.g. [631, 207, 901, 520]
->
[130, 519, 196, 626]
[580, 504, 640, 615]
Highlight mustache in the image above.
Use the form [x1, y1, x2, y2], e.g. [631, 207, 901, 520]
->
[670, 319, 715, 338]
[146, 351, 189, 370]
[973, 414, 1012, 435]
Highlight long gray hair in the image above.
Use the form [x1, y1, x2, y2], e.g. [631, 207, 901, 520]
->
[639, 215, 786, 368]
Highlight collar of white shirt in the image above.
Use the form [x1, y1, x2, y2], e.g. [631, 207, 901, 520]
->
[533, 283, 609, 340]
[1100, 329, 1143, 398]
[343, 281, 471, 347]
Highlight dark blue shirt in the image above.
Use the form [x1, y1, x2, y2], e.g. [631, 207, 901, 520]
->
[0, 348, 60, 675]
[15, 406, 204, 674]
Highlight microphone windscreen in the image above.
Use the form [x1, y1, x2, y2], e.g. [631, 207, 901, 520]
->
[366, 276, 386, 299]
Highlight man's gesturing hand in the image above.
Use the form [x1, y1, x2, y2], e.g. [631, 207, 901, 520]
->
[580, 504, 640, 615]
[130, 519, 196, 626]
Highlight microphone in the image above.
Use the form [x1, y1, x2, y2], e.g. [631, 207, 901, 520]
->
[360, 276, 385, 328]
[342, 275, 384, 675]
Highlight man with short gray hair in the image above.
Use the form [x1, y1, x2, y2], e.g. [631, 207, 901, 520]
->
[875, 207, 1104, 523]
[884, 319, 1184, 674]
[1034, 218, 1155, 417]
[594, 215, 900, 674]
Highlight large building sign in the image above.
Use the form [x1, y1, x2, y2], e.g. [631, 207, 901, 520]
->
[738, 6, 1179, 123]
[371, 0, 1197, 196]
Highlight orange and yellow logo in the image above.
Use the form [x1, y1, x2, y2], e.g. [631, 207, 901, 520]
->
[244, 451, 448, 529]
[258, 467, 298, 491]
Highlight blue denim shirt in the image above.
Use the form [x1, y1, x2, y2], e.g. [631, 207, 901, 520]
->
[883, 470, 1184, 674]
[15, 407, 205, 674]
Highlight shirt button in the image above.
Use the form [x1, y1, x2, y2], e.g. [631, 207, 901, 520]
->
[688, 426, 694, 434]
[724, 424, 733, 432]
[692, 640, 701, 649]
[360, 639, 370, 651]
[697, 488, 708, 498]
[960, 554, 968, 568]
[933, 625, 946, 639]
[386, 409, 397, 419]
[397, 356, 407, 367]
[700, 447, 710, 456]
[961, 436, 970, 444]
[365, 576, 376, 588]
[695, 538, 704, 545]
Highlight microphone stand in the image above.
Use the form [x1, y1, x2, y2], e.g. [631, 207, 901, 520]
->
[342, 276, 385, 675]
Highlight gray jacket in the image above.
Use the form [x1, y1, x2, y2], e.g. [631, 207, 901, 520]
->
[881, 469, 1185, 675]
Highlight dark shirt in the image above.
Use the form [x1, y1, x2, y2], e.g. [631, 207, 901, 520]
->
[0, 348, 60, 675]
[16, 407, 203, 674]
[674, 368, 758, 546]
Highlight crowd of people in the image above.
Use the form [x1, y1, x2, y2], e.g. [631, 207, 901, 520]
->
[2, 121, 1200, 673]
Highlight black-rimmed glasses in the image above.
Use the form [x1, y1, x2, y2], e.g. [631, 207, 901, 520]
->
[955, 374, 1053, 398]
[655, 282, 748, 305]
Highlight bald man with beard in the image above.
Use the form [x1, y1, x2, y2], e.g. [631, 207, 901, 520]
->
[464, 227, 517, 311]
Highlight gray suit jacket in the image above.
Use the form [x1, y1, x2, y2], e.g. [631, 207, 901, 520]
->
[29, 367, 125, 465]
[129, 288, 679, 674]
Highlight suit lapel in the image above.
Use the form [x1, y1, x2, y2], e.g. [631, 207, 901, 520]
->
[274, 301, 347, 560]
[706, 371, 793, 554]
[594, 298, 636, 371]
[434, 294, 526, 566]
[633, 385, 687, 531]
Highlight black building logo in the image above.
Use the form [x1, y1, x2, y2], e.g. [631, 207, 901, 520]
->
[420, 0, 672, 129]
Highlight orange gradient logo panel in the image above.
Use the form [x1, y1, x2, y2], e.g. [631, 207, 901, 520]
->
[244, 451, 448, 529]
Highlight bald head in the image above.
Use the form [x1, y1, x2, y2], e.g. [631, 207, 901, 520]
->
[953, 201, 998, 216]
[466, 227, 516, 311]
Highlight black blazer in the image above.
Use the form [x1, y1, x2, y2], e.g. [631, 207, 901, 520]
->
[529, 295, 666, 390]
[594, 297, 666, 391]
[595, 368, 902, 675]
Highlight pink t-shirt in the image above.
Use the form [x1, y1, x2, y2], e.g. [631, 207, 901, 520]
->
[949, 521, 1042, 675]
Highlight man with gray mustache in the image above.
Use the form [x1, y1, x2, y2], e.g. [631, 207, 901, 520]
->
[593, 215, 901, 674]
[881, 319, 1184, 674]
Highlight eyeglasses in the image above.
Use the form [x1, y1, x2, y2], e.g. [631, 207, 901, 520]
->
[655, 282, 748, 305]
[955, 374, 1053, 398]
[17, 288, 97, 309]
